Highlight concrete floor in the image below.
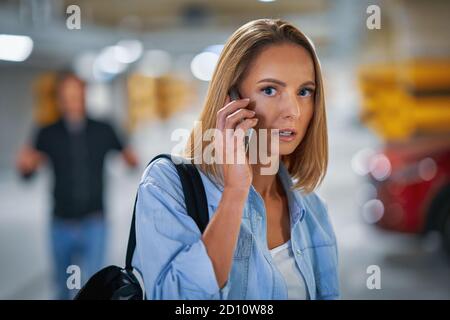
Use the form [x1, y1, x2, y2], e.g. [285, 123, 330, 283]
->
[1, 110, 449, 300]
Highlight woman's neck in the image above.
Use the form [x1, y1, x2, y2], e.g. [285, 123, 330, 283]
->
[251, 158, 282, 199]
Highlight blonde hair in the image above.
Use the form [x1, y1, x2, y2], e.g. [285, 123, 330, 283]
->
[184, 18, 328, 194]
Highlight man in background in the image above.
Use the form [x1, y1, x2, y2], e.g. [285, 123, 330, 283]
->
[16, 72, 139, 299]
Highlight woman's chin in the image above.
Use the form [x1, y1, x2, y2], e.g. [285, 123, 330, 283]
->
[276, 140, 299, 155]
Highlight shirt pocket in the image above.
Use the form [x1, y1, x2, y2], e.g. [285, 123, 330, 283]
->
[233, 222, 253, 259]
[229, 224, 253, 299]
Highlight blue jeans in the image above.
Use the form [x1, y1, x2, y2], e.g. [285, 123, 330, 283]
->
[50, 213, 106, 300]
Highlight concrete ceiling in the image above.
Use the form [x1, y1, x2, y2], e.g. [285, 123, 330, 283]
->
[62, 0, 329, 31]
[0, 0, 335, 69]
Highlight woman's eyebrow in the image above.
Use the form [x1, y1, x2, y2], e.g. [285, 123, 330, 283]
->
[257, 78, 316, 88]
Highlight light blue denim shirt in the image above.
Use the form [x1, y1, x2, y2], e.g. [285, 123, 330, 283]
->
[132, 155, 340, 300]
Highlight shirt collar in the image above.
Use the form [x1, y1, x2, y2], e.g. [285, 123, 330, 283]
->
[244, 161, 307, 223]
[63, 117, 87, 134]
[201, 160, 307, 223]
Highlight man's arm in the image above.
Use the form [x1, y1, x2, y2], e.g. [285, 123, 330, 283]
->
[104, 122, 139, 168]
[121, 147, 139, 168]
[15, 145, 45, 179]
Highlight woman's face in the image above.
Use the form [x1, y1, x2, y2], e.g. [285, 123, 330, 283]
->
[238, 43, 316, 156]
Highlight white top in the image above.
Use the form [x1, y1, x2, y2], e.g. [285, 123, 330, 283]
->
[269, 240, 308, 300]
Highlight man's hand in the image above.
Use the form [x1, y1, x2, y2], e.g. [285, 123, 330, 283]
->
[16, 145, 44, 178]
[121, 147, 139, 168]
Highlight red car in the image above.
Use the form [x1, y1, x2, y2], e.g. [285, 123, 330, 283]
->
[367, 136, 450, 255]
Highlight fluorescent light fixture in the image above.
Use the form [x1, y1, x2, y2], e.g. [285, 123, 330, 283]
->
[95, 46, 128, 75]
[137, 49, 172, 77]
[0, 34, 33, 62]
[190, 51, 219, 81]
[73, 52, 97, 81]
[115, 39, 143, 64]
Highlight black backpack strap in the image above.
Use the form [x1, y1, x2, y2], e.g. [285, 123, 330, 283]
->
[174, 160, 210, 233]
[125, 154, 209, 270]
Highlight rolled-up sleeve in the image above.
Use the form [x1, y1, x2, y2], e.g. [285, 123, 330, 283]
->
[132, 159, 226, 299]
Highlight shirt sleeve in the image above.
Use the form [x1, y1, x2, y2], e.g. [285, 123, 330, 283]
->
[132, 158, 228, 300]
[32, 126, 49, 153]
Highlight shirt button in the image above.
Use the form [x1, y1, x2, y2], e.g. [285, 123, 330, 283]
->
[296, 249, 302, 255]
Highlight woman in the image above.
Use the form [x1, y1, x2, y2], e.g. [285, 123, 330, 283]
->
[132, 19, 339, 300]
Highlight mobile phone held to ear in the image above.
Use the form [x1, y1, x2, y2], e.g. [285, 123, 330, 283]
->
[228, 87, 255, 154]
[229, 87, 240, 102]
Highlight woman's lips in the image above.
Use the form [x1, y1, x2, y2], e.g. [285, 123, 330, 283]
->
[274, 128, 297, 142]
[278, 133, 296, 142]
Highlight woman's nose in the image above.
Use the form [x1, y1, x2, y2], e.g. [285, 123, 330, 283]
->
[280, 93, 300, 119]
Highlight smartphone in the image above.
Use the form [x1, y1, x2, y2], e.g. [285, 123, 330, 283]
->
[228, 87, 255, 154]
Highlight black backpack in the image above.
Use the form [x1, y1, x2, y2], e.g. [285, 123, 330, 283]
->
[74, 153, 210, 300]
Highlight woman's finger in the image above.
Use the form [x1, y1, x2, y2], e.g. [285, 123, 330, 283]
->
[224, 108, 256, 130]
[216, 98, 250, 130]
[235, 118, 258, 134]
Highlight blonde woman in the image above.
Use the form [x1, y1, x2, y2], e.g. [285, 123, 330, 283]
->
[132, 19, 339, 300]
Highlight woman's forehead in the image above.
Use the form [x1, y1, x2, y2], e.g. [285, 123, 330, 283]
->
[245, 43, 315, 84]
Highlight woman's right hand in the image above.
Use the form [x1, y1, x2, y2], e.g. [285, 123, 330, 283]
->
[214, 95, 258, 192]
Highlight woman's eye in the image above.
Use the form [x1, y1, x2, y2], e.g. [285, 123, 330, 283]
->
[299, 88, 314, 97]
[261, 86, 277, 96]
